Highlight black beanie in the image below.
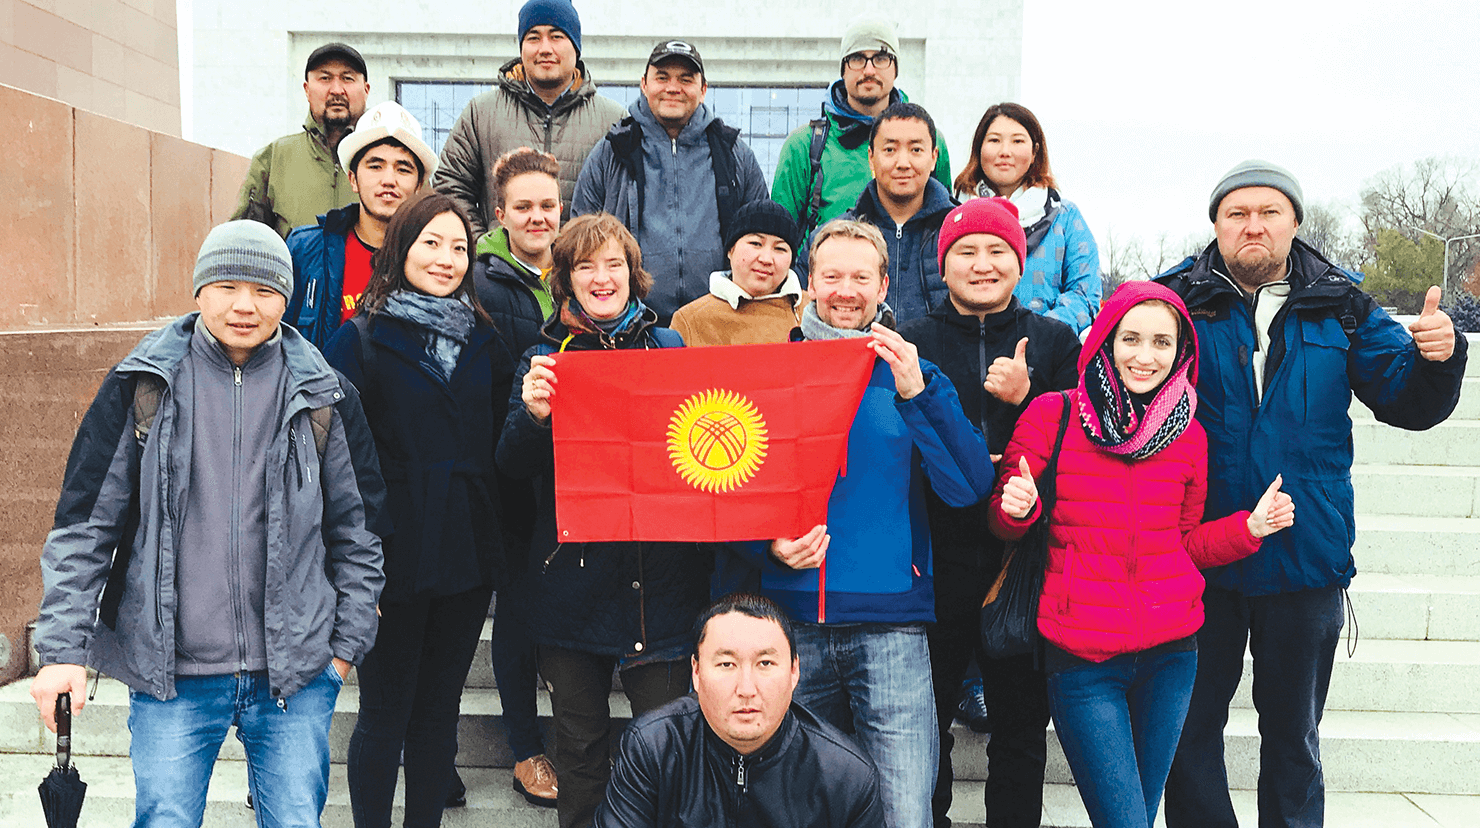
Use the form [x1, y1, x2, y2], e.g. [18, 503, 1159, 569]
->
[724, 199, 802, 254]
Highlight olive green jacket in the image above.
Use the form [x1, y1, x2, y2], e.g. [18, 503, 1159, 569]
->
[233, 115, 357, 238]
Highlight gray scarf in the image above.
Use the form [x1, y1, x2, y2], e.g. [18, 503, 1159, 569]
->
[381, 291, 475, 382]
[799, 301, 892, 340]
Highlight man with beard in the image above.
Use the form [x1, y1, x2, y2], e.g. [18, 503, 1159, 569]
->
[1156, 161, 1467, 828]
[284, 102, 437, 352]
[234, 43, 371, 238]
[771, 15, 952, 235]
[434, 0, 624, 238]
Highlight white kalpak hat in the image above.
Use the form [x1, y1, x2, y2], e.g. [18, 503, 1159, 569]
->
[337, 101, 439, 180]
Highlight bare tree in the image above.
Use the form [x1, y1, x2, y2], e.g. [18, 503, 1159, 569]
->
[1100, 230, 1210, 290]
[1298, 200, 1365, 271]
[1360, 156, 1480, 297]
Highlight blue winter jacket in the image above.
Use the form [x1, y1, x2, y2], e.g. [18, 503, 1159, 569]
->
[285, 204, 356, 352]
[714, 344, 996, 625]
[1012, 192, 1100, 334]
[571, 98, 769, 323]
[834, 178, 958, 325]
[1157, 239, 1467, 595]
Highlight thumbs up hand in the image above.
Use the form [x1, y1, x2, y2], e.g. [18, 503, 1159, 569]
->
[1408, 285, 1457, 362]
[1001, 455, 1040, 520]
[985, 337, 1032, 405]
[1246, 474, 1295, 538]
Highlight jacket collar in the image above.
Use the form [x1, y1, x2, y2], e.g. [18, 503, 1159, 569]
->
[823, 79, 906, 149]
[850, 178, 956, 230]
[498, 57, 597, 116]
[302, 113, 333, 152]
[630, 96, 716, 145]
[708, 271, 805, 310]
[1174, 237, 1355, 311]
[321, 202, 360, 236]
[928, 294, 1028, 333]
[539, 301, 661, 350]
[701, 703, 800, 770]
[117, 313, 343, 407]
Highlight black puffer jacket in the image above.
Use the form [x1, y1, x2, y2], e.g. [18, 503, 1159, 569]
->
[495, 307, 711, 657]
[898, 297, 1080, 611]
[595, 696, 885, 828]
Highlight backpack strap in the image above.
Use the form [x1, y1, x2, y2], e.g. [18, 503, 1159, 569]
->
[348, 314, 379, 393]
[803, 117, 829, 234]
[706, 120, 743, 244]
[131, 373, 166, 445]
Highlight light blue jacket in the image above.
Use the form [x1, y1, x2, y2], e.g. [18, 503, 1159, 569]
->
[1014, 196, 1101, 334]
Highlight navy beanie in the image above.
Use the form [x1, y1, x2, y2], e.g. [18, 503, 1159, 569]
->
[725, 200, 802, 255]
[518, 0, 582, 55]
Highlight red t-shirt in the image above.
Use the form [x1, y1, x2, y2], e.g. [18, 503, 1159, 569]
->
[341, 231, 376, 323]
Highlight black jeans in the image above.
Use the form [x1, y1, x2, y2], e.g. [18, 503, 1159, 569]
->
[539, 646, 690, 828]
[347, 585, 494, 828]
[491, 585, 545, 761]
[1164, 585, 1344, 828]
[929, 600, 1050, 828]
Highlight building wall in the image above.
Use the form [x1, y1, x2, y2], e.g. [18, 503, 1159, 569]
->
[0, 0, 182, 136]
[191, 0, 1022, 173]
[0, 81, 247, 685]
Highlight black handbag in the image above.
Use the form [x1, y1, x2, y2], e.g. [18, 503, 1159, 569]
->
[980, 392, 1072, 659]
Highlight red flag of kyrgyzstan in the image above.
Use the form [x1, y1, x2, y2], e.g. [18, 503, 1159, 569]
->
[550, 338, 875, 542]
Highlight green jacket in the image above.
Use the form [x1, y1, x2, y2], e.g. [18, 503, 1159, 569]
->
[233, 115, 357, 238]
[771, 82, 951, 233]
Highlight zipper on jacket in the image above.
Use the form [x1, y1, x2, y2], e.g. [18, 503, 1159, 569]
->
[541, 543, 564, 573]
[231, 364, 248, 671]
[978, 321, 990, 435]
[289, 427, 304, 488]
[543, 114, 554, 152]
[733, 754, 748, 791]
[817, 556, 827, 623]
[895, 225, 903, 240]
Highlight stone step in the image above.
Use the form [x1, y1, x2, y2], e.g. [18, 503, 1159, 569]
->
[1229, 639, 1480, 713]
[1352, 514, 1480, 577]
[951, 708, 1480, 796]
[1350, 376, 1480, 422]
[6, 679, 1478, 796]
[3, 754, 1477, 828]
[1345, 573, 1480, 642]
[1353, 420, 1480, 467]
[1353, 464, 1480, 519]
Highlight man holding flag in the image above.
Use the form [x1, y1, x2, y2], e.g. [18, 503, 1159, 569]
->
[715, 219, 996, 828]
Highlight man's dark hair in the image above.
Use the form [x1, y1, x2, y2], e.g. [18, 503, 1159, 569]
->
[349, 137, 425, 185]
[868, 101, 937, 150]
[693, 593, 797, 662]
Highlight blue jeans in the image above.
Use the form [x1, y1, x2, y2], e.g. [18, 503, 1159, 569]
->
[1048, 648, 1198, 828]
[1164, 586, 1344, 828]
[128, 665, 342, 828]
[793, 622, 938, 828]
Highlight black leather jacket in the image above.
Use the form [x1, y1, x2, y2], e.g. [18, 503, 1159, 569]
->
[595, 696, 885, 828]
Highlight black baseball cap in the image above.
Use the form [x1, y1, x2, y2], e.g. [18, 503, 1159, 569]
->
[647, 40, 704, 74]
[306, 42, 367, 78]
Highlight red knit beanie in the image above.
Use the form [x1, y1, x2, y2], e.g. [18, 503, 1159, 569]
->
[937, 197, 1027, 274]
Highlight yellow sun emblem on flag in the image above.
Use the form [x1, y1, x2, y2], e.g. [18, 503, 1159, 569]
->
[666, 389, 769, 493]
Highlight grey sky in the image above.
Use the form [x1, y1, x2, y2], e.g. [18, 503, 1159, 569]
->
[1019, 0, 1480, 255]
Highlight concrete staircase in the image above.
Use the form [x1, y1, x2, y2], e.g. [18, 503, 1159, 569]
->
[3, 343, 1479, 827]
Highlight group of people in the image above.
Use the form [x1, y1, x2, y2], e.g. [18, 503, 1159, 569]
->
[26, 3, 1471, 828]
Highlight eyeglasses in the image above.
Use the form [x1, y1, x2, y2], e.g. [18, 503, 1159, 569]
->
[844, 52, 895, 71]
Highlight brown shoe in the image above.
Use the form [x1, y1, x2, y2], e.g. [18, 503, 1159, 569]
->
[513, 754, 558, 807]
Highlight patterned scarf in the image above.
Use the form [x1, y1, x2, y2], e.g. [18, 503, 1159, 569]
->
[1076, 327, 1197, 460]
[381, 291, 475, 382]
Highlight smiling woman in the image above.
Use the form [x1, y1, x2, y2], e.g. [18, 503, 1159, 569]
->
[321, 192, 509, 827]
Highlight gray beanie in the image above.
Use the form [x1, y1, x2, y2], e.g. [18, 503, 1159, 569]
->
[1208, 159, 1304, 224]
[841, 15, 900, 61]
[192, 220, 295, 301]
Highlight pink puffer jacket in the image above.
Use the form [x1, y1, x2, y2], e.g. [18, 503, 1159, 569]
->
[987, 282, 1260, 663]
[989, 391, 1258, 662]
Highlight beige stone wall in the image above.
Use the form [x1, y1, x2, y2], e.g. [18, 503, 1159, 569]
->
[0, 0, 182, 136]
[0, 82, 248, 684]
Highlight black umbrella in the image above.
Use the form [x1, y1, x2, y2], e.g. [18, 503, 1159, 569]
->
[38, 692, 87, 828]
